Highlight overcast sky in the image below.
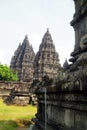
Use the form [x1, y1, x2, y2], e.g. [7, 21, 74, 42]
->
[0, 0, 75, 66]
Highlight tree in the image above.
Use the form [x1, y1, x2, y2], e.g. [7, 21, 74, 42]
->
[0, 64, 18, 81]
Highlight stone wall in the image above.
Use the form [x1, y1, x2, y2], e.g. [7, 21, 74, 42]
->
[0, 81, 31, 105]
[0, 81, 16, 98]
[33, 83, 87, 130]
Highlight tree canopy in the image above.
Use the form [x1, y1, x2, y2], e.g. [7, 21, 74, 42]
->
[0, 64, 18, 81]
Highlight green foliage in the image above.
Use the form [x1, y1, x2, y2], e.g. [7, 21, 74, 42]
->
[0, 64, 18, 81]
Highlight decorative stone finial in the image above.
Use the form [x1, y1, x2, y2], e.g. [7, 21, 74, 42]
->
[47, 28, 49, 33]
[25, 34, 28, 39]
[23, 34, 30, 45]
[63, 59, 69, 69]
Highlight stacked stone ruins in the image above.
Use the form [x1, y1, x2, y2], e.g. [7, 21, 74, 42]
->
[31, 0, 87, 130]
[0, 81, 31, 106]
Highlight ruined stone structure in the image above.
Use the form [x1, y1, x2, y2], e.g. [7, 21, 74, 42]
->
[10, 35, 35, 82]
[34, 29, 60, 81]
[32, 1, 87, 130]
[0, 81, 30, 105]
[0, 81, 14, 99]
[5, 82, 31, 106]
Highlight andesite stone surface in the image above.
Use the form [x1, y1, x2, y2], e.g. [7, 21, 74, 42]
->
[34, 28, 60, 81]
[32, 1, 87, 130]
[10, 35, 35, 82]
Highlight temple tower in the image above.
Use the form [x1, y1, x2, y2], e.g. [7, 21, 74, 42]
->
[10, 35, 35, 82]
[34, 29, 60, 81]
[70, 0, 87, 62]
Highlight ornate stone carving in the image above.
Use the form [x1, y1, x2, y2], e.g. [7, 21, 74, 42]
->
[34, 29, 60, 81]
[71, 0, 87, 57]
[10, 35, 35, 82]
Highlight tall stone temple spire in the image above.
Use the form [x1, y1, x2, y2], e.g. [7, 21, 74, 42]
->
[34, 29, 60, 81]
[10, 35, 35, 82]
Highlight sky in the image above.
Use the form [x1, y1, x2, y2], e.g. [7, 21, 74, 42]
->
[0, 0, 75, 66]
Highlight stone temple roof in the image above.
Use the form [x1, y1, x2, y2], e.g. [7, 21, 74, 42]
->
[42, 28, 53, 45]
[22, 35, 30, 46]
[39, 28, 55, 52]
[34, 29, 60, 80]
[10, 30, 60, 81]
[10, 35, 35, 82]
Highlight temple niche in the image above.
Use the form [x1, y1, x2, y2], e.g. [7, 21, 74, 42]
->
[10, 35, 35, 82]
[34, 28, 60, 81]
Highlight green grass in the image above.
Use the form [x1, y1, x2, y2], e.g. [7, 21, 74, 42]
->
[0, 99, 37, 130]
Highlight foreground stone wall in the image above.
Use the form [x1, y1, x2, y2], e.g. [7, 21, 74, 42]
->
[33, 85, 87, 130]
